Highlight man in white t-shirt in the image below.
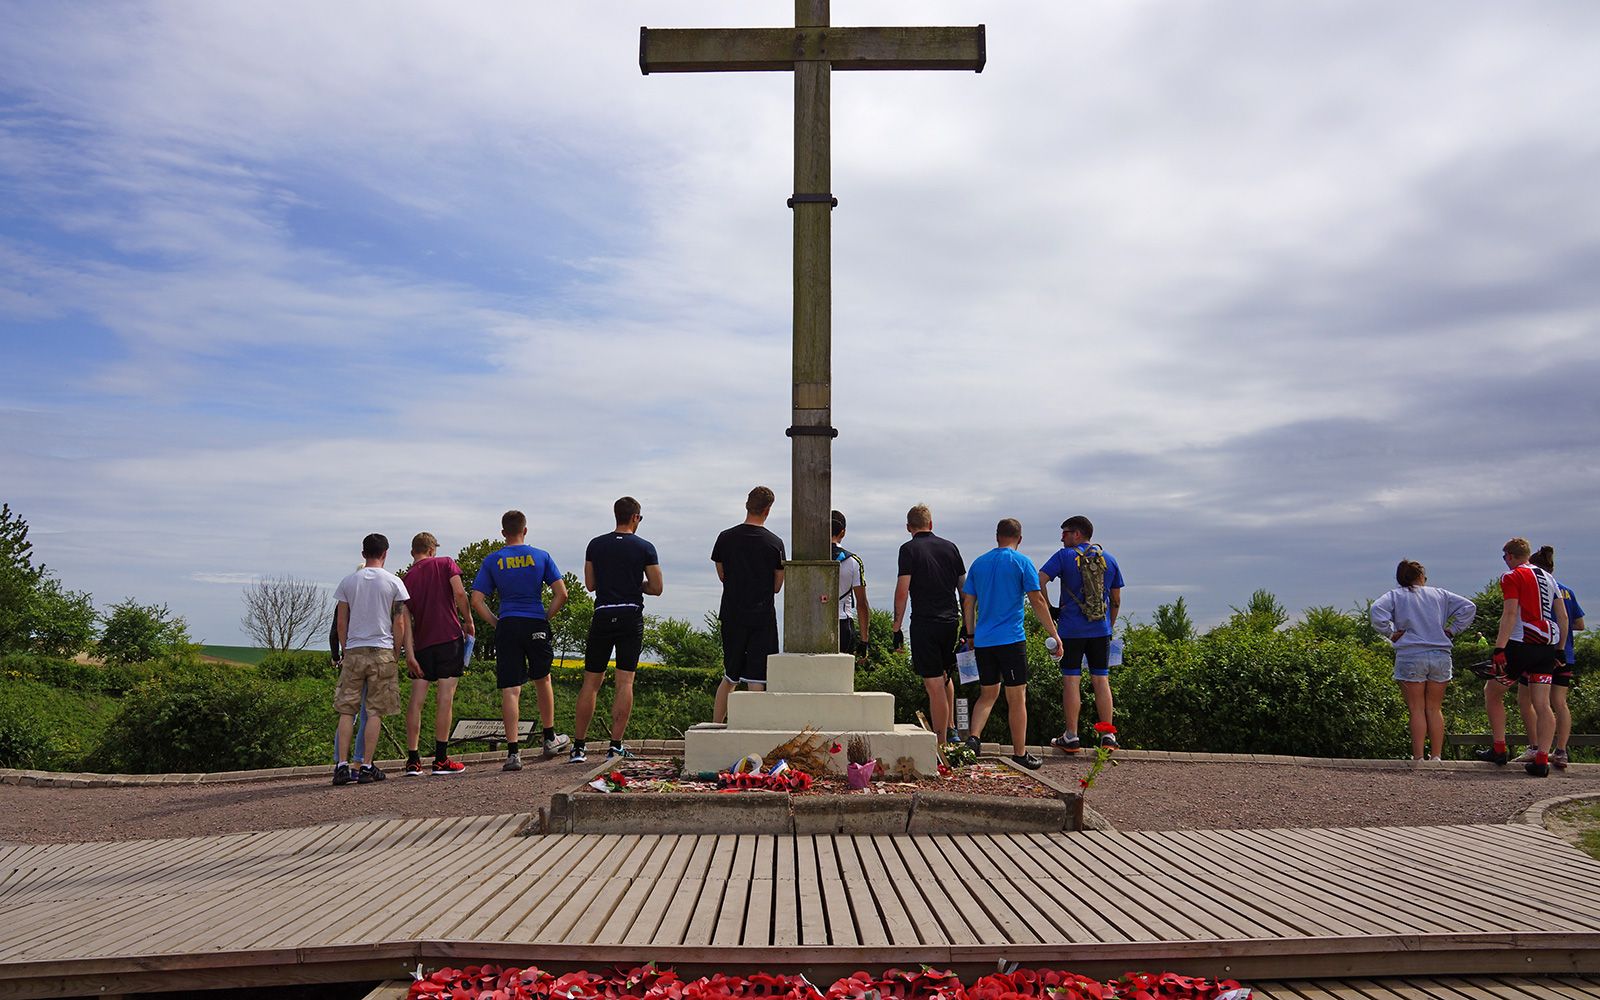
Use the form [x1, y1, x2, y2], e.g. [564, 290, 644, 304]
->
[331, 533, 410, 786]
[831, 510, 869, 657]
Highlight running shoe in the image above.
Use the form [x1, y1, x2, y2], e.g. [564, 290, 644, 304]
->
[1475, 747, 1508, 765]
[1526, 760, 1550, 778]
[1050, 733, 1082, 753]
[965, 735, 982, 755]
[1511, 748, 1540, 764]
[503, 751, 523, 771]
[1099, 732, 1119, 751]
[569, 744, 588, 764]
[607, 744, 633, 760]
[357, 763, 386, 784]
[332, 762, 355, 786]
[543, 734, 571, 757]
[405, 760, 425, 776]
[1011, 753, 1043, 770]
[1553, 747, 1570, 769]
[431, 758, 465, 775]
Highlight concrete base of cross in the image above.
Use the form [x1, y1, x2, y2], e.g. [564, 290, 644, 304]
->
[681, 652, 941, 777]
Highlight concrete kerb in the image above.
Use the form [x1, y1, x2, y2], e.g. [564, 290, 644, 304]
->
[1514, 790, 1600, 827]
[3, 742, 1588, 788]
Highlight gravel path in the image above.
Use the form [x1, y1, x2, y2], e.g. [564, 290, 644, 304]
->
[1, 753, 1596, 845]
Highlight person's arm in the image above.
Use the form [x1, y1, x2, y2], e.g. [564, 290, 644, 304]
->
[1107, 586, 1121, 629]
[1494, 597, 1519, 654]
[644, 563, 664, 597]
[584, 560, 597, 593]
[715, 561, 725, 583]
[392, 605, 408, 661]
[961, 592, 977, 639]
[854, 584, 869, 644]
[471, 590, 497, 627]
[1555, 596, 1570, 652]
[893, 575, 910, 630]
[1370, 591, 1397, 639]
[403, 605, 422, 678]
[1027, 590, 1063, 656]
[1574, 614, 1587, 632]
[547, 576, 568, 621]
[1444, 592, 1475, 639]
[336, 601, 350, 651]
[451, 575, 474, 637]
[774, 568, 784, 593]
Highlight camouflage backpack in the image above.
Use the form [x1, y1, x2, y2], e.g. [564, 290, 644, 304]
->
[1066, 544, 1108, 622]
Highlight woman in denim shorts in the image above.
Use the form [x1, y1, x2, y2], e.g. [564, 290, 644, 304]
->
[1370, 560, 1477, 761]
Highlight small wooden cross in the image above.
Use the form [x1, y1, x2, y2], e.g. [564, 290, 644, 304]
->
[642, 3, 985, 654]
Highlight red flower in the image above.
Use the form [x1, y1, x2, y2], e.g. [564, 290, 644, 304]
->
[1079, 778, 1089, 788]
[1092, 722, 1117, 735]
[830, 742, 842, 753]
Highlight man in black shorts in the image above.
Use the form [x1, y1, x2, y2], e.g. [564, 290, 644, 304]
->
[572, 496, 663, 763]
[961, 519, 1062, 769]
[711, 486, 786, 723]
[400, 532, 474, 775]
[893, 504, 966, 743]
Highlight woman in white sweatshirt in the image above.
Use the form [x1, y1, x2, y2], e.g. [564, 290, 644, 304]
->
[1370, 560, 1477, 761]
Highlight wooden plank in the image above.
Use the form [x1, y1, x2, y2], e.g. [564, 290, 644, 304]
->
[618, 835, 699, 945]
[1052, 828, 1285, 940]
[682, 835, 738, 945]
[986, 834, 1116, 943]
[920, 835, 1033, 944]
[891, 834, 990, 945]
[451, 834, 605, 941]
[650, 835, 719, 946]
[740, 835, 776, 947]
[833, 836, 888, 947]
[937, 834, 1057, 945]
[1120, 830, 1374, 938]
[771, 835, 798, 947]
[1021, 833, 1192, 941]
[710, 836, 755, 946]
[496, 835, 629, 941]
[591, 835, 676, 945]
[1356, 825, 1600, 913]
[565, 835, 666, 945]
[641, 26, 985, 75]
[794, 836, 828, 946]
[813, 835, 859, 946]
[850, 837, 918, 946]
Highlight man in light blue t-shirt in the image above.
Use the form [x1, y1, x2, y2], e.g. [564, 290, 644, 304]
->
[1038, 515, 1124, 753]
[961, 519, 1063, 770]
[470, 509, 571, 771]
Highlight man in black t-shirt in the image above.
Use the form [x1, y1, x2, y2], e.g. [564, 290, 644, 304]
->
[711, 486, 786, 723]
[893, 504, 966, 743]
[572, 496, 663, 764]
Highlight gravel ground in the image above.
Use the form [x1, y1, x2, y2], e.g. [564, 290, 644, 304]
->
[1, 753, 1596, 845]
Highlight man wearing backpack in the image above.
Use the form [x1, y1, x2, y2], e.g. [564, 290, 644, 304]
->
[1039, 515, 1124, 753]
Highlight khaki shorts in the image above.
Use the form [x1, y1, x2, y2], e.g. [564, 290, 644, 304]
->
[334, 647, 402, 716]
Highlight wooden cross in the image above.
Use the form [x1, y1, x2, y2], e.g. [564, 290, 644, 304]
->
[642, 2, 985, 654]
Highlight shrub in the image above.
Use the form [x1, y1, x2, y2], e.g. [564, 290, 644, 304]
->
[259, 649, 337, 681]
[88, 667, 320, 773]
[645, 616, 722, 671]
[98, 599, 198, 666]
[0, 652, 154, 695]
[0, 704, 52, 769]
[1115, 622, 1404, 757]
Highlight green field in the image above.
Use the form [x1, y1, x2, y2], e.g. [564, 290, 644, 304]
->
[200, 645, 271, 665]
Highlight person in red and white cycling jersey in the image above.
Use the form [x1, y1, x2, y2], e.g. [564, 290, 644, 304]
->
[1477, 537, 1568, 776]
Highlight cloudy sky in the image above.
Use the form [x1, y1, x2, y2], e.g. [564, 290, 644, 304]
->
[3, 1, 1598, 646]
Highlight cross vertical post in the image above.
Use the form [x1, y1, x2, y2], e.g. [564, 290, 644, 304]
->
[640, 6, 986, 654]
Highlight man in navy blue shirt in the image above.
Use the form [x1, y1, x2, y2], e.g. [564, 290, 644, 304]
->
[893, 504, 966, 743]
[572, 496, 663, 763]
[1039, 515, 1124, 753]
[711, 486, 786, 723]
[470, 509, 571, 770]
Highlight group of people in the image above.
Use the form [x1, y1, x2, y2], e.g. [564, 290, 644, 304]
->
[1370, 538, 1585, 776]
[326, 487, 1127, 783]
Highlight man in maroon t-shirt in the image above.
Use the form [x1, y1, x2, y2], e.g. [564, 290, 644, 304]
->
[401, 532, 476, 775]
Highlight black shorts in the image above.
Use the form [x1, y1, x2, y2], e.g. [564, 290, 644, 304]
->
[976, 640, 1029, 687]
[722, 617, 778, 684]
[910, 620, 959, 679]
[1504, 641, 1562, 685]
[415, 637, 466, 682]
[1059, 635, 1111, 677]
[496, 616, 552, 688]
[839, 618, 859, 656]
[586, 607, 645, 673]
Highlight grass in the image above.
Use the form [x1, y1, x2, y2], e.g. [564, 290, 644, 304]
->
[1554, 800, 1600, 861]
[200, 645, 271, 665]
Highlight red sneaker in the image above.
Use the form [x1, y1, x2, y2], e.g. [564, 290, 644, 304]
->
[431, 758, 466, 775]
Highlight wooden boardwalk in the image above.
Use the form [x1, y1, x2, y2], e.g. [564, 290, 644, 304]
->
[3, 817, 1600, 997]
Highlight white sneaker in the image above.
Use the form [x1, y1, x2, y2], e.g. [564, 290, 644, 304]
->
[1511, 748, 1540, 763]
[543, 733, 571, 757]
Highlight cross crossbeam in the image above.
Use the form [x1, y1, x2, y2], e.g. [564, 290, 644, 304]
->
[641, 26, 985, 74]
[642, 3, 983, 653]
